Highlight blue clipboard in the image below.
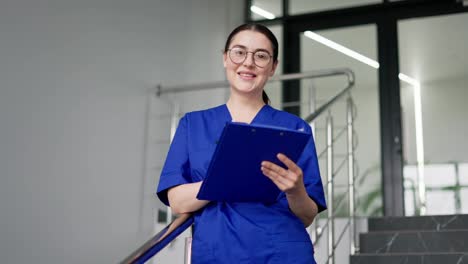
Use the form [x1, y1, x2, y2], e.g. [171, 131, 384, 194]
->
[196, 122, 311, 203]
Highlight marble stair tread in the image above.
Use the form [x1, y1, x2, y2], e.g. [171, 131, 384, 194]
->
[350, 253, 468, 264]
[368, 214, 468, 232]
[360, 230, 468, 254]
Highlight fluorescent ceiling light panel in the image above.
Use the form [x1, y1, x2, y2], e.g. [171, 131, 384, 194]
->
[398, 73, 420, 87]
[250, 5, 276, 20]
[304, 31, 380, 69]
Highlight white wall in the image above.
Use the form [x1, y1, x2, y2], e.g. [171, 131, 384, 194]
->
[0, 0, 243, 263]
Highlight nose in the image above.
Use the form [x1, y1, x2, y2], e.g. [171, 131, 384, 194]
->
[243, 52, 255, 67]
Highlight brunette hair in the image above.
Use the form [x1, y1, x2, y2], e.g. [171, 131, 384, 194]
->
[224, 23, 279, 104]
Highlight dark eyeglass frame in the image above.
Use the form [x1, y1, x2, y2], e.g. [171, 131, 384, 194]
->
[226, 47, 273, 68]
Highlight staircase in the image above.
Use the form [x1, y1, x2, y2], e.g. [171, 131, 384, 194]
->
[351, 214, 468, 264]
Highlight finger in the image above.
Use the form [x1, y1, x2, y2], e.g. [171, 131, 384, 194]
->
[261, 161, 288, 176]
[277, 153, 302, 175]
[260, 165, 283, 182]
[261, 166, 291, 189]
[262, 161, 298, 183]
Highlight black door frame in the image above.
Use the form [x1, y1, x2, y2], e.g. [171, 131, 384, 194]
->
[246, 0, 468, 216]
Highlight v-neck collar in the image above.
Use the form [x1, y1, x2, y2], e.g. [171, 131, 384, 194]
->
[222, 103, 271, 125]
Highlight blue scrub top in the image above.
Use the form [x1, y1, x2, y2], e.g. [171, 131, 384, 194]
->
[157, 104, 326, 264]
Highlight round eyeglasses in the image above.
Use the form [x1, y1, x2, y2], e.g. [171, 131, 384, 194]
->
[227, 47, 273, 68]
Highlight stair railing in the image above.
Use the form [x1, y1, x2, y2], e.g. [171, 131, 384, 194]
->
[120, 214, 193, 264]
[318, 96, 359, 264]
[121, 68, 356, 263]
[297, 73, 358, 264]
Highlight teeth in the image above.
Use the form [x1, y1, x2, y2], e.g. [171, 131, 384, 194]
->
[239, 73, 255, 77]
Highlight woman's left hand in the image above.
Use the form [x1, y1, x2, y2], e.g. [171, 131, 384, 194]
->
[262, 153, 318, 226]
[261, 153, 306, 195]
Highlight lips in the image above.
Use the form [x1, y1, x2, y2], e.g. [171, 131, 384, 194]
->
[238, 71, 257, 80]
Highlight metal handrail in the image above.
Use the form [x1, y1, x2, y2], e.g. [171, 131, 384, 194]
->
[120, 214, 193, 264]
[310, 94, 358, 264]
[156, 68, 354, 97]
[304, 73, 355, 122]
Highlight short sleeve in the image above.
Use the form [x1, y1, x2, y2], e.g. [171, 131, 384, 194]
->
[156, 114, 192, 206]
[297, 130, 327, 213]
[276, 123, 327, 213]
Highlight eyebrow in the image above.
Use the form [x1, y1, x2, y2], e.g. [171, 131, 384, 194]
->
[231, 45, 272, 54]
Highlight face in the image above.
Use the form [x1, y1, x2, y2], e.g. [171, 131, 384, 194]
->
[223, 30, 278, 97]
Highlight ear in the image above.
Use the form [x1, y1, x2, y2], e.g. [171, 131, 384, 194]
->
[269, 60, 279, 77]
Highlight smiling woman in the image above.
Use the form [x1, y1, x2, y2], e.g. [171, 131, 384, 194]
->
[156, 23, 326, 264]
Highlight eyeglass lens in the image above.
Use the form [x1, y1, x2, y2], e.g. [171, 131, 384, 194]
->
[229, 48, 271, 67]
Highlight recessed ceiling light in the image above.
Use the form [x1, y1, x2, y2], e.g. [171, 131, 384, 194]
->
[304, 30, 380, 69]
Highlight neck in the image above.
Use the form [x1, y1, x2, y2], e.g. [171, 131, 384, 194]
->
[226, 92, 266, 123]
[227, 93, 265, 111]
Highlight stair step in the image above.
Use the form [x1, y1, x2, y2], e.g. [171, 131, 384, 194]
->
[350, 253, 468, 264]
[368, 214, 468, 232]
[360, 230, 468, 253]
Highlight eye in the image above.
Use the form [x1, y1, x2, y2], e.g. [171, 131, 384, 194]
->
[255, 51, 270, 60]
[232, 48, 246, 56]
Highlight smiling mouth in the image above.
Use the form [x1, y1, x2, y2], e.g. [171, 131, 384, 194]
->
[238, 72, 257, 79]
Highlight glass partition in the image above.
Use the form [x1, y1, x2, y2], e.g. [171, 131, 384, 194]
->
[398, 12, 468, 215]
[299, 25, 382, 217]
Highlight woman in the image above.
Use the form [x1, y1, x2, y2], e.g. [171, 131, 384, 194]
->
[157, 23, 326, 263]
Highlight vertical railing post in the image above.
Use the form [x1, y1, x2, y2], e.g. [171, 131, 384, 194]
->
[326, 111, 335, 264]
[309, 83, 319, 244]
[184, 237, 192, 264]
[347, 96, 357, 255]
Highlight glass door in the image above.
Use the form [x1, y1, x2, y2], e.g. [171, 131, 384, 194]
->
[299, 24, 383, 218]
[398, 12, 468, 216]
